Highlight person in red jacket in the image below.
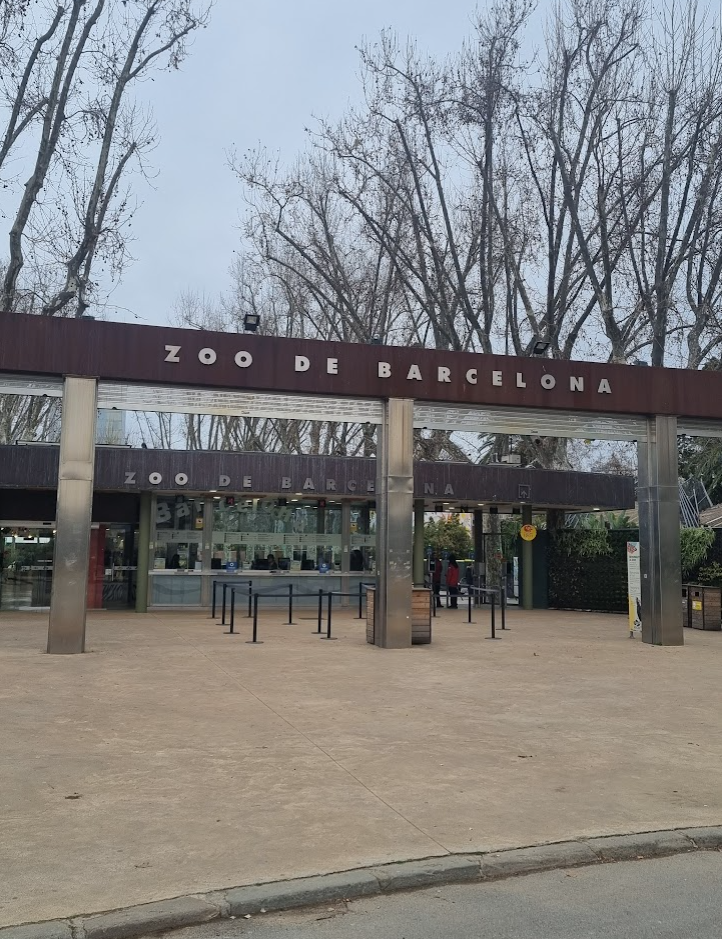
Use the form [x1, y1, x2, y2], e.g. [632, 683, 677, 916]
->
[446, 554, 460, 608]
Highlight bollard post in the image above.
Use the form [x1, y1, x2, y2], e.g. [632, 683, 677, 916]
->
[221, 583, 228, 625]
[313, 588, 323, 634]
[357, 582, 363, 619]
[247, 579, 253, 617]
[246, 593, 264, 644]
[467, 589, 472, 624]
[500, 587, 508, 630]
[211, 580, 217, 619]
[224, 588, 237, 635]
[286, 583, 294, 625]
[322, 591, 338, 640]
[485, 589, 500, 640]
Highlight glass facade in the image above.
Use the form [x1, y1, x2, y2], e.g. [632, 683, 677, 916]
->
[147, 494, 378, 607]
[153, 495, 205, 571]
[211, 498, 342, 573]
[0, 526, 55, 610]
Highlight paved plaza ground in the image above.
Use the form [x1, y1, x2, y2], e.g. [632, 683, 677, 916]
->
[2, 604, 722, 927]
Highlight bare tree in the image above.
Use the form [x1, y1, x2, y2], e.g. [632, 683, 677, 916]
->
[0, 0, 210, 317]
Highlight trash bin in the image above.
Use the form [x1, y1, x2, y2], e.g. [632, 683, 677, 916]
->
[365, 586, 432, 645]
[687, 585, 722, 631]
[682, 585, 690, 628]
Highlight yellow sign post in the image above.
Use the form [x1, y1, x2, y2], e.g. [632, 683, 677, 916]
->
[520, 524, 537, 542]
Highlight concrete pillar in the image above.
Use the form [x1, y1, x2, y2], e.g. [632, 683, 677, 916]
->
[637, 416, 683, 645]
[135, 492, 151, 613]
[375, 398, 414, 648]
[413, 499, 425, 585]
[48, 377, 98, 654]
[521, 503, 533, 611]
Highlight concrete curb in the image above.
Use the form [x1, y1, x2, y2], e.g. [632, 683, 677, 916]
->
[3, 826, 722, 939]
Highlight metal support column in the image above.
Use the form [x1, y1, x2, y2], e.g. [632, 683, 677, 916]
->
[135, 492, 151, 613]
[47, 377, 98, 654]
[375, 398, 414, 648]
[638, 416, 684, 645]
[413, 499, 425, 584]
[521, 503, 533, 611]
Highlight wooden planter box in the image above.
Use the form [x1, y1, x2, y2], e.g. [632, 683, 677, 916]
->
[686, 585, 722, 631]
[366, 586, 432, 645]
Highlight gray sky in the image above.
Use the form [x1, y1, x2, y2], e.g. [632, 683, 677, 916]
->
[111, 0, 497, 327]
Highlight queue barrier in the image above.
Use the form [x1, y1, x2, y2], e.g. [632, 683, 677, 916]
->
[212, 581, 504, 644]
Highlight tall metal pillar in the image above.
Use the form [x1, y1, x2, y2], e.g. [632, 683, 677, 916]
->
[48, 377, 98, 654]
[637, 416, 683, 645]
[521, 503, 533, 610]
[375, 398, 414, 648]
[135, 492, 151, 613]
[413, 499, 425, 584]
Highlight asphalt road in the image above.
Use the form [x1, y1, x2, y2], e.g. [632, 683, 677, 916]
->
[157, 852, 722, 939]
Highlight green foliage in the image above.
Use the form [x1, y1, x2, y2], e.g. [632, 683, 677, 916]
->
[554, 529, 612, 558]
[680, 527, 715, 575]
[698, 562, 722, 587]
[548, 530, 633, 613]
[574, 511, 635, 530]
[424, 515, 472, 557]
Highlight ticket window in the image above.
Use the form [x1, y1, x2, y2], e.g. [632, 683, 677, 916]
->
[154, 496, 204, 570]
[350, 504, 376, 573]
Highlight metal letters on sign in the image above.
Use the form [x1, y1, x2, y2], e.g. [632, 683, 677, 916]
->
[3, 311, 722, 419]
[520, 524, 537, 542]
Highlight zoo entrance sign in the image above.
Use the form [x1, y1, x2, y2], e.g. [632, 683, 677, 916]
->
[1, 311, 721, 419]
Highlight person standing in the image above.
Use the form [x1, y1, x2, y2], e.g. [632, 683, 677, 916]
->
[446, 554, 460, 608]
[431, 553, 442, 608]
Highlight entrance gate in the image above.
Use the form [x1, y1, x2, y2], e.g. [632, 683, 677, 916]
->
[3, 312, 722, 651]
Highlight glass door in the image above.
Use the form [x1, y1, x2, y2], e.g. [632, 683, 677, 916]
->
[1, 525, 55, 610]
[103, 525, 137, 608]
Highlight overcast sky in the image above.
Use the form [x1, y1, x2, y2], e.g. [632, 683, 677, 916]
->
[110, 0, 511, 327]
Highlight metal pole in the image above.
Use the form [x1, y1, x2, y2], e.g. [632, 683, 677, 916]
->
[287, 583, 294, 625]
[322, 591, 338, 640]
[357, 581, 363, 619]
[225, 588, 237, 635]
[467, 589, 472, 624]
[221, 583, 227, 625]
[246, 593, 264, 644]
[501, 587, 507, 631]
[211, 580, 217, 619]
[314, 588, 323, 634]
[247, 579, 253, 617]
[521, 504, 533, 611]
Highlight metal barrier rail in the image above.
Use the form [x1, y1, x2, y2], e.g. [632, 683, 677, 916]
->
[213, 581, 505, 644]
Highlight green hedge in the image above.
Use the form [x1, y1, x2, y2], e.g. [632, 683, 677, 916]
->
[547, 529, 638, 613]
